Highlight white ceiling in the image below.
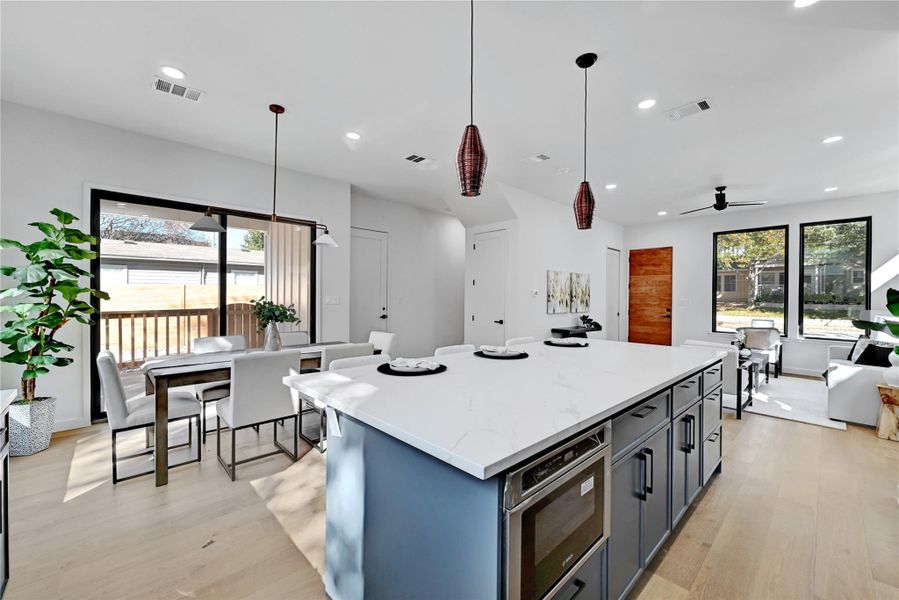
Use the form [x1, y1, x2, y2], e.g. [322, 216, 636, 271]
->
[2, 1, 897, 225]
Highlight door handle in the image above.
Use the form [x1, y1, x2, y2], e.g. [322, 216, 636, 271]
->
[379, 314, 388, 319]
[689, 415, 697, 451]
[494, 319, 504, 325]
[638, 452, 648, 501]
[644, 448, 654, 495]
[683, 416, 692, 454]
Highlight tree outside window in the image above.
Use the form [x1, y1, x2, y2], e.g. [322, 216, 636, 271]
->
[714, 226, 788, 333]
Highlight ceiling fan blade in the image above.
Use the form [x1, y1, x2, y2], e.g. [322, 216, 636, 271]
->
[728, 201, 768, 206]
[679, 205, 715, 215]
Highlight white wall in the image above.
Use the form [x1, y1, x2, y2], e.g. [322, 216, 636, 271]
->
[464, 184, 625, 343]
[0, 101, 351, 430]
[350, 191, 466, 357]
[623, 192, 899, 375]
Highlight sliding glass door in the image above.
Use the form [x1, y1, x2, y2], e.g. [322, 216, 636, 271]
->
[90, 190, 315, 420]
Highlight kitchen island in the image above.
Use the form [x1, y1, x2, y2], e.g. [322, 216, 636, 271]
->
[284, 340, 725, 600]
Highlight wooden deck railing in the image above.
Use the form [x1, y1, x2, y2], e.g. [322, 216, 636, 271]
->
[100, 303, 264, 367]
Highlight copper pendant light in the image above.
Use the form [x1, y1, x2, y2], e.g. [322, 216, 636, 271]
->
[456, 0, 487, 197]
[573, 53, 597, 230]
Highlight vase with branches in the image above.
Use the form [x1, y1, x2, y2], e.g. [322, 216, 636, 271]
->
[1, 209, 108, 454]
[250, 296, 299, 351]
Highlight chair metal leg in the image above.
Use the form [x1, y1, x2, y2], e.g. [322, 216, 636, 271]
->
[112, 430, 118, 484]
[196, 416, 202, 462]
[230, 429, 237, 481]
[202, 400, 208, 444]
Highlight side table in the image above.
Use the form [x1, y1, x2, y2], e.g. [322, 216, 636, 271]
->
[876, 385, 899, 441]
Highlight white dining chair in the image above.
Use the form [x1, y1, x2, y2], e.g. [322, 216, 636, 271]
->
[320, 343, 375, 371]
[505, 337, 535, 347]
[192, 334, 247, 443]
[368, 331, 397, 357]
[215, 350, 303, 481]
[434, 344, 475, 357]
[330, 354, 391, 371]
[280, 331, 311, 346]
[97, 351, 201, 484]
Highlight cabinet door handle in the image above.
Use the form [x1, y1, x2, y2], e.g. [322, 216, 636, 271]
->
[644, 448, 654, 495]
[689, 415, 697, 450]
[683, 416, 692, 454]
[569, 578, 587, 600]
[638, 452, 648, 501]
[632, 405, 657, 419]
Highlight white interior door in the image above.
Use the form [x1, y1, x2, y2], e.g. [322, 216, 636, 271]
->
[605, 247, 621, 340]
[470, 229, 507, 347]
[350, 228, 389, 343]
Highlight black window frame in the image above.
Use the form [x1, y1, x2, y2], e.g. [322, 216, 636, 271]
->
[712, 224, 790, 336]
[798, 216, 872, 341]
[89, 188, 318, 422]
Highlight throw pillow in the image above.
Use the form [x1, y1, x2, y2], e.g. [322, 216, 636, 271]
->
[848, 335, 868, 362]
[855, 344, 893, 368]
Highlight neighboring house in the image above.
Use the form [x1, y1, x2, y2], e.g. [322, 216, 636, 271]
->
[717, 262, 785, 303]
[100, 239, 264, 285]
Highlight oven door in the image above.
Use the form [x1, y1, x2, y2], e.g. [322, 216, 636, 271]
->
[506, 445, 611, 600]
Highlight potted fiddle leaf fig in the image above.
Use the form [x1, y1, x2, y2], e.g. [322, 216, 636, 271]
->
[250, 296, 299, 352]
[852, 287, 899, 387]
[0, 209, 109, 456]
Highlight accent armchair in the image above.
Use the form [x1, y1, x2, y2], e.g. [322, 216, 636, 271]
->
[737, 327, 783, 377]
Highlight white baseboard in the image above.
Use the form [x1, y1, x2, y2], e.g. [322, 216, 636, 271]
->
[54, 416, 92, 433]
[782, 367, 825, 378]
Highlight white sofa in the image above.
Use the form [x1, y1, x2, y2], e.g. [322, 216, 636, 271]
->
[826, 345, 884, 426]
[681, 339, 738, 396]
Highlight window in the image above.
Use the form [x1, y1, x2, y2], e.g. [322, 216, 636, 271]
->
[719, 274, 737, 292]
[713, 226, 788, 333]
[800, 218, 871, 339]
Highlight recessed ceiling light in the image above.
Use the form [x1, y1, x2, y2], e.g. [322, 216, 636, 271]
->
[160, 65, 185, 80]
[140, 214, 149, 218]
[822, 135, 843, 144]
[824, 187, 839, 192]
[637, 99, 656, 110]
[116, 202, 128, 207]
[794, 0, 819, 7]
[345, 132, 361, 141]
[657, 211, 668, 216]
[605, 183, 617, 190]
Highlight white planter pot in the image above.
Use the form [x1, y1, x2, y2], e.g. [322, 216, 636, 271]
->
[10, 396, 56, 456]
[885, 350, 899, 387]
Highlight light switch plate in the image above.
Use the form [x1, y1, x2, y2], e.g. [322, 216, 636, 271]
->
[324, 296, 340, 305]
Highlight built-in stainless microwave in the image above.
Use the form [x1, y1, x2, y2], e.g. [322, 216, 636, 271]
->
[504, 422, 612, 600]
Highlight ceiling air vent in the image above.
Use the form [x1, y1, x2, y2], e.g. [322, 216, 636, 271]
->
[405, 154, 427, 163]
[152, 77, 205, 102]
[403, 154, 438, 171]
[523, 153, 551, 163]
[668, 98, 711, 121]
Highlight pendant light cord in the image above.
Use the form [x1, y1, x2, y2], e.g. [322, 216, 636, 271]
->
[272, 111, 279, 220]
[469, 0, 474, 125]
[583, 67, 588, 182]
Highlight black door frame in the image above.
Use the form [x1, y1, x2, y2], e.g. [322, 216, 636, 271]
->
[89, 188, 318, 422]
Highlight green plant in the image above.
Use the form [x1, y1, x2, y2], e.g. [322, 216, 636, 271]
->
[1, 209, 109, 401]
[249, 296, 299, 331]
[851, 288, 899, 356]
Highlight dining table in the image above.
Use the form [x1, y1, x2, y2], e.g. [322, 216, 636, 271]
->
[142, 341, 352, 486]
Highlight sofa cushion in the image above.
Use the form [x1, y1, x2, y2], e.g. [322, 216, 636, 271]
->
[855, 344, 893, 368]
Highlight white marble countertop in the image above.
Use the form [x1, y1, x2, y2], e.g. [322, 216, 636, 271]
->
[0, 389, 17, 413]
[283, 340, 725, 480]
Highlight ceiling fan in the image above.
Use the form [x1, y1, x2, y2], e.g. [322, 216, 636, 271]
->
[679, 186, 768, 215]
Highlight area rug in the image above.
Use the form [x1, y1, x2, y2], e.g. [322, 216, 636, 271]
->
[250, 448, 326, 578]
[722, 375, 847, 430]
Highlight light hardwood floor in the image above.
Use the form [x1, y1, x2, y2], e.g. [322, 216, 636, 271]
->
[6, 391, 899, 600]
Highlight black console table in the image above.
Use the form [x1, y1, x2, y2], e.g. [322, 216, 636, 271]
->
[551, 325, 602, 339]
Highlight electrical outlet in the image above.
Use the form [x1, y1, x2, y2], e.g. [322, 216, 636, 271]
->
[324, 296, 340, 305]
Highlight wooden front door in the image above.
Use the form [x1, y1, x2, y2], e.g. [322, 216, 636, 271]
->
[628, 247, 673, 345]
